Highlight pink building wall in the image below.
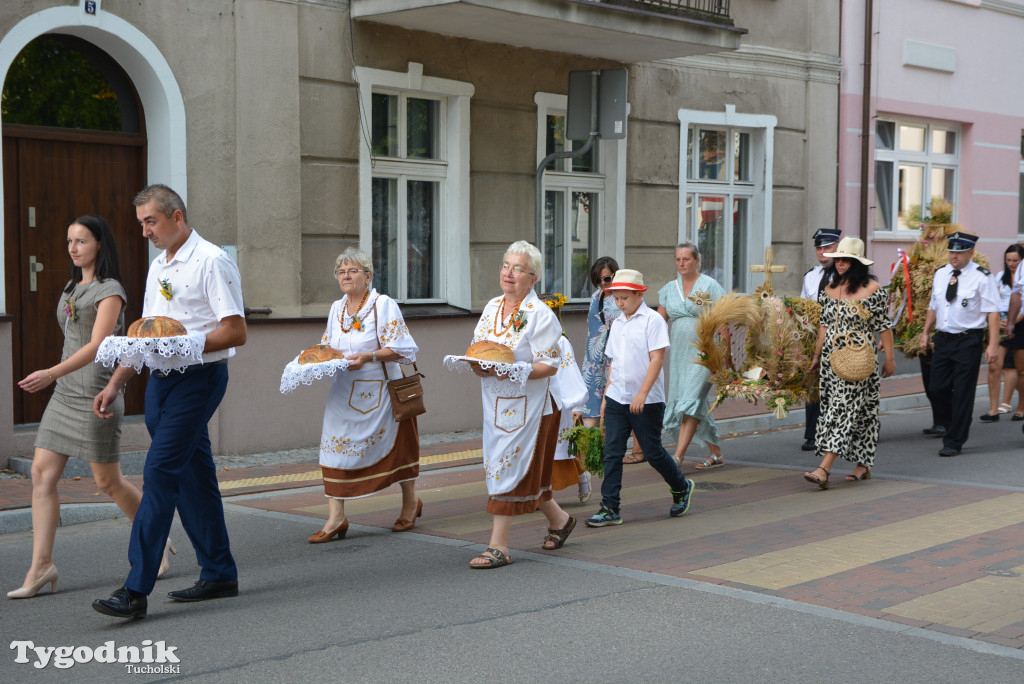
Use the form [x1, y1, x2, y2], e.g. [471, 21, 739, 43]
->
[838, 0, 1024, 281]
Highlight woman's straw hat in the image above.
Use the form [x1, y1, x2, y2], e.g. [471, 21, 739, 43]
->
[824, 237, 873, 266]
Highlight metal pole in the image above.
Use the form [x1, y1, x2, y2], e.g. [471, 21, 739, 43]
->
[536, 71, 600, 252]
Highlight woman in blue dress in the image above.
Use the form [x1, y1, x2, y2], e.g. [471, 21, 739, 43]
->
[658, 242, 726, 469]
[580, 256, 620, 427]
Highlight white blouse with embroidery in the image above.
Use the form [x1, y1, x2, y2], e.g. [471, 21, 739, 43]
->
[318, 290, 418, 474]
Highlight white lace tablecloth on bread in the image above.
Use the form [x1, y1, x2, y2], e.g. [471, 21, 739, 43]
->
[279, 356, 352, 394]
[95, 333, 208, 373]
[442, 355, 532, 386]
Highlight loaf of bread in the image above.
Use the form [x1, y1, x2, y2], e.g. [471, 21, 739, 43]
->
[298, 344, 347, 365]
[465, 341, 515, 364]
[126, 316, 187, 338]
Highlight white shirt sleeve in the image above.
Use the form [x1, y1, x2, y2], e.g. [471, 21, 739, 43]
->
[205, 253, 245, 322]
[647, 313, 670, 352]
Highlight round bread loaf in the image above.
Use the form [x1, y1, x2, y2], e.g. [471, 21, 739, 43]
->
[127, 316, 187, 338]
[298, 344, 347, 365]
[465, 340, 515, 364]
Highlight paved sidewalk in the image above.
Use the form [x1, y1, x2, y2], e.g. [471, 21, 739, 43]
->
[0, 372, 951, 512]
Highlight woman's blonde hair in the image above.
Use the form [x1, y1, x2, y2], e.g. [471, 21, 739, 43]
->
[334, 248, 373, 278]
[503, 240, 543, 278]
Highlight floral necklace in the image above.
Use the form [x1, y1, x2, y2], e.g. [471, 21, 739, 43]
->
[493, 296, 528, 336]
[338, 289, 370, 333]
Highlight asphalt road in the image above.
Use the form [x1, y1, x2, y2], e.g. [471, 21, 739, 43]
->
[2, 396, 1023, 683]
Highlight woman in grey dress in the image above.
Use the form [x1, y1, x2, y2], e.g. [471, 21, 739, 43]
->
[8, 216, 171, 599]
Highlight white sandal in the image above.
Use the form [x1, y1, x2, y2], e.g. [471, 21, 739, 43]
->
[577, 472, 592, 504]
[998, 403, 1012, 414]
[695, 454, 724, 470]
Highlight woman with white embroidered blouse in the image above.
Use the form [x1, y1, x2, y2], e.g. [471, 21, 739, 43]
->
[307, 248, 422, 543]
[466, 241, 576, 569]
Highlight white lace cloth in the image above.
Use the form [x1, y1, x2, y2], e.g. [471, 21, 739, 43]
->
[95, 333, 207, 373]
[442, 355, 532, 386]
[279, 356, 352, 394]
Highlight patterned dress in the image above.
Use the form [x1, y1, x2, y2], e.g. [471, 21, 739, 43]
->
[35, 279, 126, 462]
[318, 289, 420, 499]
[658, 273, 725, 448]
[815, 289, 890, 466]
[581, 290, 621, 418]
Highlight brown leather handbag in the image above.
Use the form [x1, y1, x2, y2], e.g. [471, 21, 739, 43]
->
[373, 300, 426, 422]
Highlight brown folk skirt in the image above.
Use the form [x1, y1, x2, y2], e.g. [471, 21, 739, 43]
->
[487, 407, 561, 516]
[551, 457, 583, 491]
[321, 417, 419, 499]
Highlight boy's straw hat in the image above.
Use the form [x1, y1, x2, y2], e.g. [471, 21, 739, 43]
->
[605, 269, 648, 292]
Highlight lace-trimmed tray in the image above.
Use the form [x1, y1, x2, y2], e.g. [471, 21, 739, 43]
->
[442, 355, 532, 386]
[279, 356, 352, 394]
[96, 333, 207, 373]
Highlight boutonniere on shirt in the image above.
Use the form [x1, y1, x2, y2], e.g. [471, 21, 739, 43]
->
[688, 289, 711, 307]
[159, 278, 173, 301]
[511, 310, 527, 332]
[62, 297, 78, 323]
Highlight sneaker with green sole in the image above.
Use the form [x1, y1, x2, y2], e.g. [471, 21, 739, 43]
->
[670, 479, 695, 517]
[585, 505, 622, 527]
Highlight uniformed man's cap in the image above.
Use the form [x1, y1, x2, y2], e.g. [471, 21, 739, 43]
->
[947, 231, 979, 252]
[812, 228, 841, 247]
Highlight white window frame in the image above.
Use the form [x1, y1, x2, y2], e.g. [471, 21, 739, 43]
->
[873, 117, 960, 236]
[355, 62, 474, 308]
[677, 105, 776, 294]
[535, 92, 627, 300]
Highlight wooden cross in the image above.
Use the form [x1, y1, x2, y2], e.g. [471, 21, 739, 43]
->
[749, 246, 788, 294]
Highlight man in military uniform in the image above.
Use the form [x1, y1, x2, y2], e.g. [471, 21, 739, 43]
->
[919, 232, 999, 457]
[798, 228, 840, 450]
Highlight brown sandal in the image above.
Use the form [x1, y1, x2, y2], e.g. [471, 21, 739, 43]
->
[845, 466, 872, 482]
[542, 516, 577, 550]
[803, 466, 830, 490]
[470, 548, 513, 569]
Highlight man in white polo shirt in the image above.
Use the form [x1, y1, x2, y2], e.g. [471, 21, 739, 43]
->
[92, 184, 246, 619]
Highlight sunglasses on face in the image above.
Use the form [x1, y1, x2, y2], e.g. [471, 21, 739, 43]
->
[600, 275, 614, 284]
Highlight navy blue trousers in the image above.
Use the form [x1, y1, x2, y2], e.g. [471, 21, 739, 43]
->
[600, 397, 688, 512]
[930, 329, 984, 451]
[126, 363, 236, 595]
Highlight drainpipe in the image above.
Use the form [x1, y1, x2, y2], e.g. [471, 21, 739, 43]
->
[859, 0, 873, 243]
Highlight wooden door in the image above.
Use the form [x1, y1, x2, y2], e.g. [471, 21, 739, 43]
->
[4, 125, 147, 424]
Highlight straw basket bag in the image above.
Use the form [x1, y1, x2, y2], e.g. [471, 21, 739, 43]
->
[829, 330, 876, 382]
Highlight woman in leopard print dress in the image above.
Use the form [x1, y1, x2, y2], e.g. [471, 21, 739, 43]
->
[804, 238, 895, 489]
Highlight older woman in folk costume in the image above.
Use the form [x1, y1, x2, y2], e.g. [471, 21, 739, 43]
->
[467, 241, 576, 569]
[307, 248, 422, 543]
[550, 336, 592, 503]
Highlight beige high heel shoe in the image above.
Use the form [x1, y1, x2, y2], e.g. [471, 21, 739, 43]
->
[7, 564, 59, 599]
[157, 539, 177, 579]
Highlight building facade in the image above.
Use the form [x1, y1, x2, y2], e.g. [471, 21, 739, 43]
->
[0, 0, 839, 463]
[839, 0, 1024, 272]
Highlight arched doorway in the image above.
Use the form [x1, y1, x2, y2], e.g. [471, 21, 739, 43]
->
[3, 34, 147, 423]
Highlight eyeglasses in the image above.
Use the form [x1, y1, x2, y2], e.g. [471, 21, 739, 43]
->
[600, 275, 614, 284]
[500, 263, 534, 277]
[335, 268, 366, 277]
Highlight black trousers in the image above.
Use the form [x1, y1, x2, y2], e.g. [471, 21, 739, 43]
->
[803, 400, 820, 441]
[930, 329, 985, 450]
[919, 354, 944, 428]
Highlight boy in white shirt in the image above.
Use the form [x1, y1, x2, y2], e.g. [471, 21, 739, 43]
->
[585, 269, 695, 527]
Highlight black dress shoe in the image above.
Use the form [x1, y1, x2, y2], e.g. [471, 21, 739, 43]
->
[938, 446, 961, 457]
[979, 413, 1000, 422]
[92, 586, 147, 619]
[801, 439, 816, 451]
[168, 579, 238, 602]
[1015, 414, 1024, 422]
[922, 425, 946, 436]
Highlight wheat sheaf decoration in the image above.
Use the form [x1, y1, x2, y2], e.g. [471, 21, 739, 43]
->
[887, 199, 989, 359]
[696, 293, 820, 419]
